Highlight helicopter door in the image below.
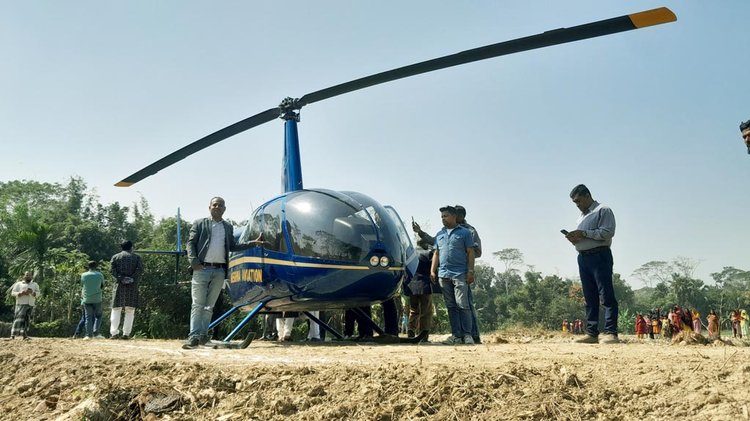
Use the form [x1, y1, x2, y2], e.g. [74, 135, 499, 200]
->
[383, 205, 417, 276]
[238, 199, 287, 269]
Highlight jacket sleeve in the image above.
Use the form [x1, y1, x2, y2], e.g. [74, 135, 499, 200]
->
[187, 219, 201, 266]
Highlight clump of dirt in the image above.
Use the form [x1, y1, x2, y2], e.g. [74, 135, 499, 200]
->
[671, 330, 711, 346]
[1, 334, 749, 420]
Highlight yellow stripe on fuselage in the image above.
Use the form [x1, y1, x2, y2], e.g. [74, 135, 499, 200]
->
[229, 256, 403, 271]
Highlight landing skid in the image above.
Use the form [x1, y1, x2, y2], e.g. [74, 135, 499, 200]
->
[349, 329, 429, 344]
[207, 302, 429, 348]
[208, 332, 256, 349]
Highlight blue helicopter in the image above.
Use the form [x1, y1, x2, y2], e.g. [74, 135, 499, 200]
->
[117, 8, 676, 346]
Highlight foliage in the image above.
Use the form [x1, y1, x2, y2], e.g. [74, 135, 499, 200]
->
[0, 177, 748, 338]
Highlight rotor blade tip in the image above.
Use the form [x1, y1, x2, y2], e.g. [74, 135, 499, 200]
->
[629, 7, 677, 28]
[115, 181, 134, 187]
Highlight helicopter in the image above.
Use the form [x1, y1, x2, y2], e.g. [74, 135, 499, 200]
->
[116, 7, 676, 346]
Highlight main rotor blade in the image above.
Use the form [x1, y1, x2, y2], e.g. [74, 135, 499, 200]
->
[298, 7, 676, 106]
[115, 107, 279, 187]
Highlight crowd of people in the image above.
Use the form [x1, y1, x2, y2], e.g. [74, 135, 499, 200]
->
[630, 306, 748, 340]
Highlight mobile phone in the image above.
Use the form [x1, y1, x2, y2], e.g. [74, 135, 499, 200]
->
[560, 229, 569, 235]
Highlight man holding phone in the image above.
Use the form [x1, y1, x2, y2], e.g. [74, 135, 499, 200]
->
[564, 184, 618, 344]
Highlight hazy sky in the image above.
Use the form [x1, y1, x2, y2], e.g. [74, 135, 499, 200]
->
[2, 1, 748, 288]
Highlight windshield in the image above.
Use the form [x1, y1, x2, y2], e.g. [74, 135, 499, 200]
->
[285, 191, 377, 262]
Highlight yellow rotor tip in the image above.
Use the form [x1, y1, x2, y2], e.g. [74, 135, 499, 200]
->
[115, 181, 133, 187]
[629, 7, 677, 28]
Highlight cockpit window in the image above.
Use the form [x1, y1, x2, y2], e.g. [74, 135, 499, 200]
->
[285, 192, 376, 262]
[240, 199, 286, 252]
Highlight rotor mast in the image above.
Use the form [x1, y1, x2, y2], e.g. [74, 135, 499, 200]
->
[280, 97, 303, 193]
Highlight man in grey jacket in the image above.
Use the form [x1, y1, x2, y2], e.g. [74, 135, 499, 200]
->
[183, 197, 263, 349]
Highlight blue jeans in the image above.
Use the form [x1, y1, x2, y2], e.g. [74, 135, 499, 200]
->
[467, 286, 480, 338]
[439, 275, 473, 338]
[74, 305, 86, 336]
[84, 302, 103, 337]
[577, 248, 618, 336]
[189, 267, 225, 340]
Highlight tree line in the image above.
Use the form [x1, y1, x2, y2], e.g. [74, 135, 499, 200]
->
[1, 178, 748, 338]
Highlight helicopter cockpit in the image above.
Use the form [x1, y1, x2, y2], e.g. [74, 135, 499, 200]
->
[237, 189, 410, 267]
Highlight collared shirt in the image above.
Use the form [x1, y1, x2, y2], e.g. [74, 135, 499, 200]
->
[11, 281, 40, 306]
[575, 200, 615, 251]
[434, 225, 474, 278]
[204, 220, 227, 263]
[418, 220, 482, 258]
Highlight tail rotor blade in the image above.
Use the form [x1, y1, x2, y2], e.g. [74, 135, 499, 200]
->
[298, 8, 676, 106]
[115, 107, 280, 187]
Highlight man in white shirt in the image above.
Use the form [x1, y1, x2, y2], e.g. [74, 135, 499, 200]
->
[10, 271, 40, 340]
[565, 184, 619, 345]
[183, 197, 263, 349]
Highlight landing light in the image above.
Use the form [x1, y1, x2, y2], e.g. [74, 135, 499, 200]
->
[369, 256, 380, 267]
[379, 256, 390, 267]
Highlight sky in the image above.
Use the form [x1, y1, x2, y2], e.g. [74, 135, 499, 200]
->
[2, 1, 748, 288]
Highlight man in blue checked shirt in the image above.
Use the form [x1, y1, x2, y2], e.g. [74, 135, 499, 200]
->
[430, 205, 476, 345]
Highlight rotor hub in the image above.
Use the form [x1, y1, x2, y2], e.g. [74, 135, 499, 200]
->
[279, 97, 301, 121]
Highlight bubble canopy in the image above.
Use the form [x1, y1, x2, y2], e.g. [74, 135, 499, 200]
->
[239, 189, 406, 265]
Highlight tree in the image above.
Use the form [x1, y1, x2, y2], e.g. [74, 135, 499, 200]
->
[493, 248, 524, 273]
[632, 260, 673, 288]
[672, 256, 700, 279]
[492, 248, 524, 295]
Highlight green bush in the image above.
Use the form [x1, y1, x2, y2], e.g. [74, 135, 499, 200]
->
[33, 319, 75, 337]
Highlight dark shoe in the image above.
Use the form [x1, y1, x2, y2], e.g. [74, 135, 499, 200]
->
[9, 335, 14, 340]
[182, 337, 200, 349]
[199, 335, 211, 346]
[121, 335, 130, 340]
[473, 336, 482, 344]
[575, 334, 598, 344]
[600, 333, 620, 344]
[306, 337, 321, 342]
[23, 336, 30, 341]
[407, 330, 415, 338]
[110, 334, 121, 340]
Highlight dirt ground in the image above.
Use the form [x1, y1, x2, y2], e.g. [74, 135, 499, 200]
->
[0, 331, 748, 421]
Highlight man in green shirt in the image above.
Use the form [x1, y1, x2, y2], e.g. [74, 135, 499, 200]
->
[81, 260, 105, 339]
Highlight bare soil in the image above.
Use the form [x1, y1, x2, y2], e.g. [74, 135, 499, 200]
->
[1, 331, 749, 421]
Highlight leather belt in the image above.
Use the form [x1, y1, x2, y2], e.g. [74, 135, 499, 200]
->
[578, 246, 610, 255]
[202, 262, 226, 268]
